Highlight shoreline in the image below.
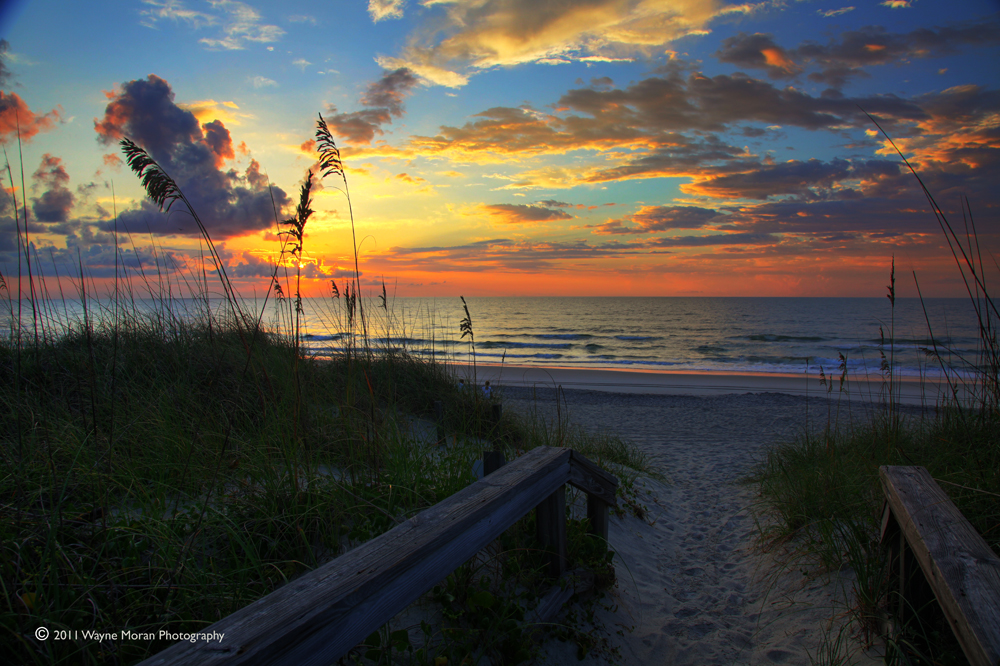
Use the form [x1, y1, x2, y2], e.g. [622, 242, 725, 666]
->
[455, 363, 958, 407]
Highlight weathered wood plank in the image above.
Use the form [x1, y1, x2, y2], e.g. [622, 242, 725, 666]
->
[523, 568, 595, 638]
[568, 450, 618, 507]
[880, 465, 1000, 666]
[536, 484, 567, 578]
[139, 446, 572, 666]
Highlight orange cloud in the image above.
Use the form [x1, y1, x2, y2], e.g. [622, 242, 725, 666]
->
[0, 92, 61, 142]
[383, 0, 721, 87]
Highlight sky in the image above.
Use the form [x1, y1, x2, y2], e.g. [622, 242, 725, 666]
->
[1, 0, 999, 298]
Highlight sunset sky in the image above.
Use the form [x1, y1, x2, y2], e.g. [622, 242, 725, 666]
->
[1, 0, 998, 297]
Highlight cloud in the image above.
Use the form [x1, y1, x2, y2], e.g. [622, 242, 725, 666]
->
[250, 75, 278, 89]
[93, 74, 290, 238]
[376, 56, 469, 88]
[139, 0, 214, 29]
[373, 237, 657, 273]
[140, 0, 285, 50]
[287, 14, 317, 24]
[326, 67, 418, 144]
[369, 0, 405, 22]
[395, 172, 425, 184]
[382, 0, 720, 87]
[292, 58, 311, 71]
[178, 99, 248, 126]
[201, 119, 235, 167]
[590, 205, 721, 234]
[743, 18, 1000, 87]
[715, 33, 803, 78]
[819, 7, 855, 18]
[31, 154, 75, 223]
[408, 69, 925, 169]
[647, 232, 777, 247]
[482, 203, 573, 224]
[230, 250, 275, 278]
[0, 40, 10, 87]
[681, 158, 901, 200]
[198, 0, 285, 50]
[0, 92, 62, 143]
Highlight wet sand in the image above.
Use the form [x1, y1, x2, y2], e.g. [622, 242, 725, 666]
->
[466, 363, 958, 407]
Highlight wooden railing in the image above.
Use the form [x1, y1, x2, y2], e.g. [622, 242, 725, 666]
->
[139, 446, 618, 666]
[879, 466, 1000, 666]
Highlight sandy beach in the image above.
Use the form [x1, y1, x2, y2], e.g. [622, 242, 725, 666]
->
[466, 363, 960, 407]
[482, 370, 912, 665]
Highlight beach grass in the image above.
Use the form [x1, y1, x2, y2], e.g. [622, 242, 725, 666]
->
[0, 119, 652, 666]
[750, 135, 999, 662]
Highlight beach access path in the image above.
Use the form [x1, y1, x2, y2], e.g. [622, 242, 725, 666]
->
[489, 373, 907, 665]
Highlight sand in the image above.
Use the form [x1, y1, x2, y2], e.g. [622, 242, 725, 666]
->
[468, 363, 958, 407]
[478, 371, 909, 665]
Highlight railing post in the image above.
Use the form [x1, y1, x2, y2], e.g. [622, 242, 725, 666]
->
[536, 484, 567, 578]
[587, 495, 609, 543]
[434, 400, 444, 444]
[483, 450, 506, 476]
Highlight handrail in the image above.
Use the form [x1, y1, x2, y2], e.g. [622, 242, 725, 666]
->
[880, 465, 1000, 666]
[139, 446, 618, 666]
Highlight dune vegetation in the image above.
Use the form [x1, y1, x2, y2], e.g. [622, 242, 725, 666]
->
[0, 117, 654, 666]
[751, 127, 999, 664]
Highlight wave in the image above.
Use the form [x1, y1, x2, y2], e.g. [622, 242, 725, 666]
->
[479, 341, 573, 349]
[534, 333, 594, 340]
[747, 334, 826, 342]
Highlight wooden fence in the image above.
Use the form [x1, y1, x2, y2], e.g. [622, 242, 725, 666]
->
[880, 465, 1000, 666]
[139, 446, 618, 666]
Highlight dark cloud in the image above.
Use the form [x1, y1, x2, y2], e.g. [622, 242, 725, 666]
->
[483, 203, 573, 224]
[583, 137, 748, 184]
[95, 75, 201, 159]
[361, 67, 417, 114]
[230, 251, 276, 278]
[716, 19, 1000, 88]
[559, 71, 925, 134]
[202, 119, 235, 167]
[93, 74, 289, 238]
[647, 232, 778, 247]
[716, 33, 802, 79]
[684, 158, 901, 200]
[803, 21, 1000, 86]
[590, 205, 721, 234]
[31, 154, 75, 223]
[327, 67, 418, 144]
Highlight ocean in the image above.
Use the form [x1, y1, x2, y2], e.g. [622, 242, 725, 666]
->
[298, 296, 983, 380]
[3, 295, 982, 379]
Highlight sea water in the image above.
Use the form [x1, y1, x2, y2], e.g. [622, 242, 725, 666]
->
[300, 296, 982, 380]
[3, 295, 983, 379]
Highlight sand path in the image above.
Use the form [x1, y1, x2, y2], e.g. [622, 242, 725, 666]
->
[499, 386, 883, 665]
